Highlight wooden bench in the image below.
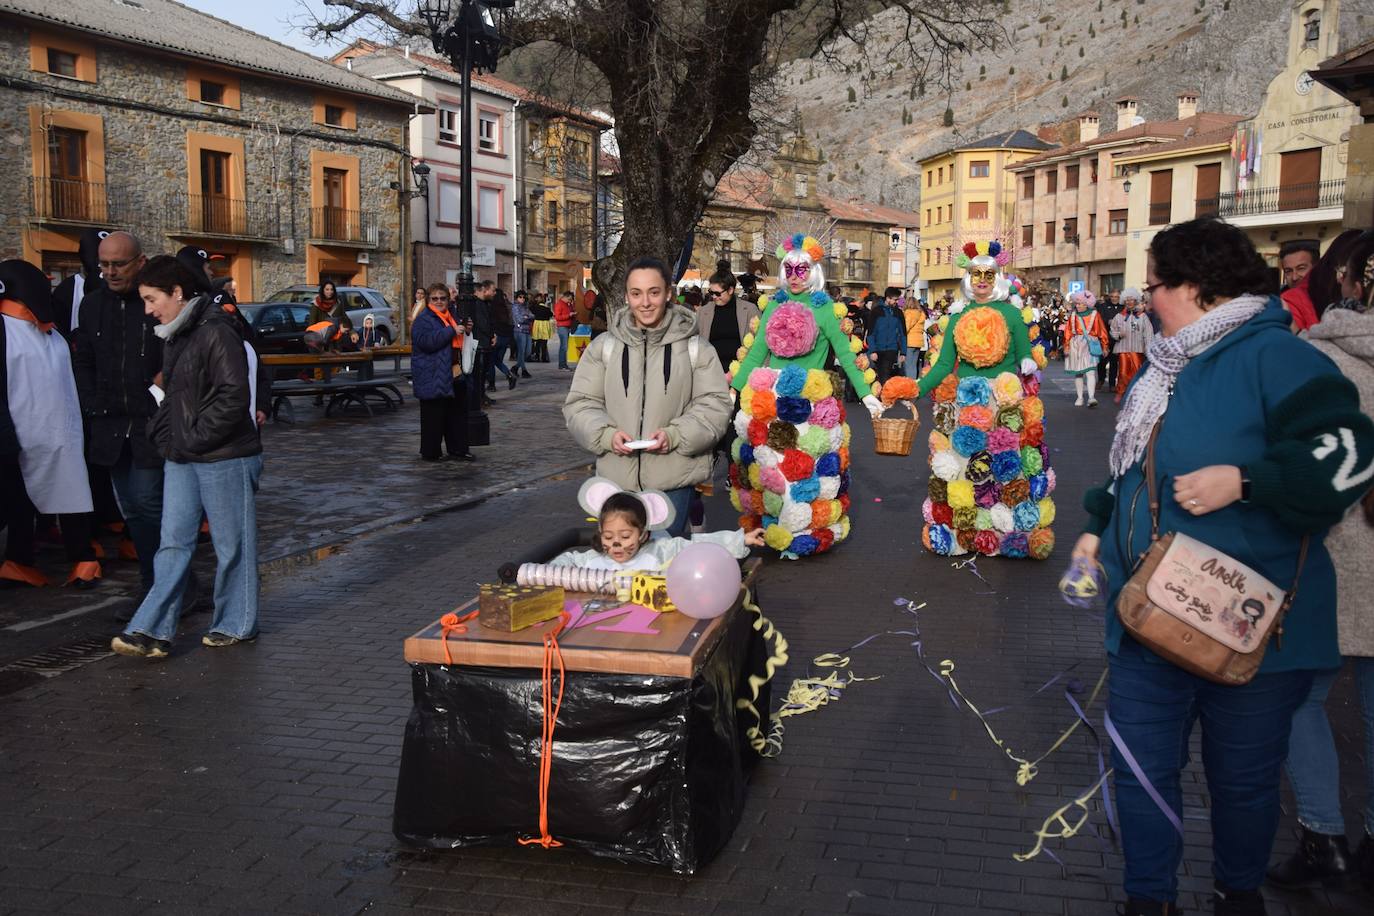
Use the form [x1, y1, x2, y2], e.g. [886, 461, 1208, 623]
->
[261, 351, 408, 421]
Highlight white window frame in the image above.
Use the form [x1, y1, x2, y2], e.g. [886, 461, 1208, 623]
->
[437, 104, 461, 146]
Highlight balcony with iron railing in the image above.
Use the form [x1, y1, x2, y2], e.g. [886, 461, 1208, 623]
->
[1195, 196, 1220, 219]
[309, 207, 378, 247]
[1218, 179, 1345, 218]
[30, 177, 111, 224]
[1148, 202, 1172, 226]
[839, 258, 873, 283]
[168, 192, 279, 240]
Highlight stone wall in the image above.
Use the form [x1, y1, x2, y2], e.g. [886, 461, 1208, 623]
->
[0, 17, 411, 309]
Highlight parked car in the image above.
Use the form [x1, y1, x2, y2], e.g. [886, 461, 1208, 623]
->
[266, 285, 398, 345]
[235, 302, 315, 354]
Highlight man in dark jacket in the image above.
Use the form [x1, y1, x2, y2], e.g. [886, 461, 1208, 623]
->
[51, 226, 110, 338]
[867, 288, 905, 385]
[1097, 289, 1123, 391]
[71, 231, 163, 596]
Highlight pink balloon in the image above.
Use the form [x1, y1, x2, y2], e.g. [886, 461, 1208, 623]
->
[665, 543, 742, 619]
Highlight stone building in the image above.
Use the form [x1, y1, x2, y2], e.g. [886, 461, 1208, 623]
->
[918, 130, 1054, 302]
[1, 0, 418, 308]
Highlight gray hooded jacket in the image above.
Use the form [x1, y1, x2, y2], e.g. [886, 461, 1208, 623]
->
[1305, 307, 1374, 657]
[563, 302, 731, 492]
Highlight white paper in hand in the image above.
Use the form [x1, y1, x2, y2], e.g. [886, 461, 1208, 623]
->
[624, 439, 658, 450]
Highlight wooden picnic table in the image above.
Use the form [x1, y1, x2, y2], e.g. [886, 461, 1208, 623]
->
[261, 349, 412, 421]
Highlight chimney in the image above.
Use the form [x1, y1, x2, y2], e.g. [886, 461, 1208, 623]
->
[404, 44, 411, 59]
[345, 57, 353, 71]
[1115, 96, 1140, 133]
[1177, 90, 1199, 121]
[1078, 112, 1100, 143]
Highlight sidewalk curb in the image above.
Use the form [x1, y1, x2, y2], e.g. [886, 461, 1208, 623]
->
[256, 458, 593, 582]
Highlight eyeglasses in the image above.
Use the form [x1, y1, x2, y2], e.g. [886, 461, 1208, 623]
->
[783, 263, 810, 279]
[97, 257, 138, 270]
[708, 288, 728, 298]
[428, 294, 450, 302]
[1143, 282, 1166, 296]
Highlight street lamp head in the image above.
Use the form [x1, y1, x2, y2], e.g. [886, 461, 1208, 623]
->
[416, 0, 453, 33]
[1123, 178, 1132, 194]
[412, 161, 431, 179]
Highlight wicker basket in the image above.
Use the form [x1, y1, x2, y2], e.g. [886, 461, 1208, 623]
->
[872, 400, 920, 456]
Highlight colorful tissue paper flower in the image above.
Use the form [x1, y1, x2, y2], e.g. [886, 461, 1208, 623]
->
[809, 291, 829, 308]
[948, 479, 975, 509]
[954, 308, 1011, 368]
[929, 430, 952, 454]
[933, 402, 958, 433]
[762, 489, 784, 516]
[958, 405, 994, 430]
[932, 501, 954, 526]
[779, 449, 815, 482]
[816, 452, 841, 477]
[950, 506, 976, 530]
[775, 365, 808, 397]
[991, 503, 1015, 533]
[992, 450, 1023, 483]
[956, 528, 978, 554]
[838, 470, 851, 495]
[974, 530, 1002, 556]
[1029, 528, 1055, 560]
[810, 397, 841, 429]
[750, 491, 767, 516]
[751, 390, 778, 422]
[790, 534, 819, 556]
[993, 372, 1024, 407]
[1039, 443, 1051, 466]
[840, 317, 855, 335]
[1028, 473, 1048, 501]
[780, 501, 814, 533]
[932, 451, 965, 482]
[739, 387, 754, 414]
[748, 367, 779, 392]
[881, 376, 919, 405]
[731, 440, 746, 464]
[748, 418, 769, 446]
[797, 425, 830, 457]
[951, 426, 988, 457]
[922, 498, 935, 525]
[839, 493, 851, 514]
[1021, 446, 1044, 477]
[833, 515, 851, 542]
[818, 475, 840, 500]
[1032, 344, 1048, 369]
[838, 446, 851, 471]
[1000, 532, 1030, 558]
[739, 514, 761, 532]
[966, 450, 993, 484]
[1021, 423, 1045, 448]
[974, 479, 1000, 509]
[1013, 500, 1041, 531]
[849, 337, 863, 354]
[956, 376, 994, 408]
[790, 477, 821, 503]
[841, 423, 852, 448]
[933, 375, 960, 403]
[753, 444, 779, 466]
[1021, 375, 1041, 398]
[810, 499, 836, 529]
[927, 524, 955, 555]
[747, 464, 763, 491]
[1021, 396, 1045, 425]
[729, 487, 743, 512]
[929, 477, 948, 504]
[1045, 467, 1057, 494]
[996, 406, 1023, 432]
[802, 370, 833, 401]
[815, 527, 835, 552]
[863, 367, 878, 385]
[1037, 498, 1056, 528]
[855, 354, 870, 372]
[759, 466, 787, 494]
[974, 508, 994, 531]
[764, 525, 794, 551]
[988, 427, 1020, 454]
[734, 409, 752, 440]
[1021, 307, 1035, 325]
[765, 420, 797, 452]
[1002, 478, 1031, 506]
[777, 397, 812, 424]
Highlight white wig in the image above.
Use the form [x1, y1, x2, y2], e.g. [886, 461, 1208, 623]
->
[960, 254, 1011, 302]
[777, 248, 827, 294]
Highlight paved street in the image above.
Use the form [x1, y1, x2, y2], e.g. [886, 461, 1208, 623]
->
[0, 364, 1369, 915]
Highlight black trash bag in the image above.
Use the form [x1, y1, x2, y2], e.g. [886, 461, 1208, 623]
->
[393, 599, 771, 874]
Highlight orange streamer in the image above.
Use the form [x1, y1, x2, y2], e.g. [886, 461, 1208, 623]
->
[519, 611, 570, 850]
[439, 610, 479, 665]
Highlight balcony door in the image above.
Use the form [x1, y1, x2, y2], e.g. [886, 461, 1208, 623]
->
[323, 167, 347, 239]
[46, 127, 88, 220]
[200, 149, 232, 234]
[1195, 163, 1221, 218]
[1279, 148, 1321, 211]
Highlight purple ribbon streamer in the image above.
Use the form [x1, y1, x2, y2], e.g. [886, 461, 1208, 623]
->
[1105, 711, 1184, 836]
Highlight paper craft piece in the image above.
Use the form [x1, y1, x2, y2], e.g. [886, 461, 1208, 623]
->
[565, 599, 663, 635]
[478, 583, 565, 632]
[624, 439, 658, 450]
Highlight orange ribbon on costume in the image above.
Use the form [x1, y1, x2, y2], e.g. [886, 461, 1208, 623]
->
[439, 609, 479, 665]
[518, 610, 570, 850]
[0, 299, 54, 334]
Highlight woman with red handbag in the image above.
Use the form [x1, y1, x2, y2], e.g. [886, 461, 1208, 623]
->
[1071, 219, 1374, 916]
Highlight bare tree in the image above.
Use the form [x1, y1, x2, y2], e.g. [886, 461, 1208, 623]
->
[305, 0, 1003, 299]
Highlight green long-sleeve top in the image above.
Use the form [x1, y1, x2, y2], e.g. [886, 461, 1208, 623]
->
[917, 299, 1032, 397]
[730, 291, 872, 394]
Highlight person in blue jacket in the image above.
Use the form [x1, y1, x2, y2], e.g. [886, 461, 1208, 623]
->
[411, 284, 473, 463]
[1071, 218, 1374, 916]
[866, 287, 906, 384]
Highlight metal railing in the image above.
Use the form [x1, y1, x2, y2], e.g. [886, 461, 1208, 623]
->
[1218, 179, 1345, 217]
[1194, 196, 1220, 219]
[30, 177, 108, 223]
[1148, 202, 1172, 226]
[310, 207, 378, 246]
[841, 258, 873, 283]
[169, 192, 279, 239]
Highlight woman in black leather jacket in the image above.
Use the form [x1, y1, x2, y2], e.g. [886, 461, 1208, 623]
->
[112, 256, 264, 660]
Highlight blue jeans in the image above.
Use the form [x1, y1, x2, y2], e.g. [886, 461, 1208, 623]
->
[1109, 637, 1313, 902]
[904, 347, 923, 378]
[487, 335, 513, 385]
[513, 331, 531, 372]
[663, 486, 693, 538]
[109, 441, 164, 593]
[557, 326, 571, 368]
[125, 455, 263, 642]
[1285, 657, 1374, 836]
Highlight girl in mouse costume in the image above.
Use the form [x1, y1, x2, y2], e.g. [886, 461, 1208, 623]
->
[881, 240, 1056, 560]
[727, 234, 884, 558]
[550, 477, 762, 571]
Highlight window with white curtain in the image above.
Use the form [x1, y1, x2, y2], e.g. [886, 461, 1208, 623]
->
[478, 186, 502, 229]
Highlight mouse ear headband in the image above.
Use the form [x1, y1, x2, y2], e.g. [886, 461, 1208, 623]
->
[577, 477, 676, 531]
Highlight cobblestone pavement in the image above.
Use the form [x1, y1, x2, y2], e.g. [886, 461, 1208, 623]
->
[0, 364, 1369, 915]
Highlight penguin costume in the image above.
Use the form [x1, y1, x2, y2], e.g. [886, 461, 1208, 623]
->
[50, 226, 110, 339]
[0, 259, 100, 587]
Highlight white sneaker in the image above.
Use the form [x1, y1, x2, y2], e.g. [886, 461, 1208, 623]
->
[1074, 396, 1084, 407]
[1088, 398, 1099, 408]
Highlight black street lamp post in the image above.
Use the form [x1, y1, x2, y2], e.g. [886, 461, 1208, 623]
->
[417, 0, 511, 445]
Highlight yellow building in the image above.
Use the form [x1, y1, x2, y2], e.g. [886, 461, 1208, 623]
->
[917, 130, 1053, 301]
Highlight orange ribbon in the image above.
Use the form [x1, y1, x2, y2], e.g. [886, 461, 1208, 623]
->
[519, 611, 570, 850]
[439, 609, 479, 665]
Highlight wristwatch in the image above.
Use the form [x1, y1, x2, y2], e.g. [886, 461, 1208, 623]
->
[1238, 466, 1252, 504]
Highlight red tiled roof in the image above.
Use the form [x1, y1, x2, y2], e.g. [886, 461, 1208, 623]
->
[818, 194, 920, 227]
[1011, 112, 1246, 167]
[711, 170, 772, 212]
[1118, 125, 1238, 159]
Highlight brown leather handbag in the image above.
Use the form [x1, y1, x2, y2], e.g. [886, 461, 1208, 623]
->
[1115, 422, 1309, 685]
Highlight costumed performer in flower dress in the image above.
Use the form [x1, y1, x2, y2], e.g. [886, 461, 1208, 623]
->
[728, 234, 883, 558]
[882, 241, 1057, 560]
[1061, 289, 1110, 407]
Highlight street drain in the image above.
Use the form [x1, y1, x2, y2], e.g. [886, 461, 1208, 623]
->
[0, 635, 114, 686]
